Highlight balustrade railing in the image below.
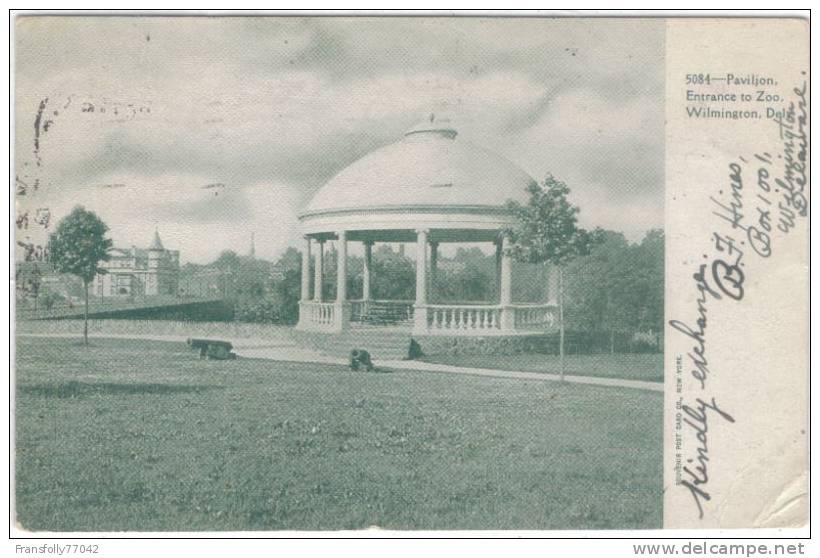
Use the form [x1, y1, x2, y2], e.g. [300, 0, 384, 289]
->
[299, 300, 556, 335]
[426, 305, 501, 333]
[300, 301, 337, 330]
[511, 304, 557, 329]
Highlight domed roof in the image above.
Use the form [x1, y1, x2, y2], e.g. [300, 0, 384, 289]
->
[302, 120, 535, 217]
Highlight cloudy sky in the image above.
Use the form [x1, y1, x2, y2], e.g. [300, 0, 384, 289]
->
[15, 16, 664, 264]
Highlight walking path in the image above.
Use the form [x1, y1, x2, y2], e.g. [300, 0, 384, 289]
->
[17, 332, 662, 393]
[381, 359, 663, 392]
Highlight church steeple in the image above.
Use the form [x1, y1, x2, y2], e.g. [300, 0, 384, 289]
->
[149, 228, 164, 251]
[249, 232, 256, 259]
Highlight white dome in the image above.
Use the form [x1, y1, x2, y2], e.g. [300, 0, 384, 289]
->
[302, 124, 535, 217]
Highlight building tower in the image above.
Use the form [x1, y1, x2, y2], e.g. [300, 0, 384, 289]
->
[148, 229, 164, 268]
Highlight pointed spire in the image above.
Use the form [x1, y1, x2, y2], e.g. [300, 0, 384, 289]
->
[149, 228, 164, 250]
[249, 232, 256, 259]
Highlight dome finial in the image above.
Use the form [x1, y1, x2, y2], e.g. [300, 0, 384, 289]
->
[405, 114, 457, 140]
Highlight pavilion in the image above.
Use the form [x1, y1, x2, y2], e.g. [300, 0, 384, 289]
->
[296, 118, 558, 337]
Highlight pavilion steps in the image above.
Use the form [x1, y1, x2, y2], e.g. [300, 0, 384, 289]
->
[294, 326, 414, 361]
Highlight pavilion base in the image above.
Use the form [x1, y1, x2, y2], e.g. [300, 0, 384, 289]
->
[412, 332, 552, 357]
[296, 301, 351, 333]
[292, 323, 555, 361]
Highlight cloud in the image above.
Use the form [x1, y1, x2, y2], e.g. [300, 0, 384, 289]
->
[15, 16, 664, 260]
[488, 86, 664, 241]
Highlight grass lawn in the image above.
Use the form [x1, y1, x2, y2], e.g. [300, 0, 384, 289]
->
[421, 353, 663, 383]
[15, 336, 662, 531]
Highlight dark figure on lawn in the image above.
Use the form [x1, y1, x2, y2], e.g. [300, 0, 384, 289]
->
[349, 349, 374, 371]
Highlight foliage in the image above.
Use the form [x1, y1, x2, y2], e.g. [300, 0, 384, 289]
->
[233, 258, 271, 299]
[505, 176, 604, 266]
[213, 250, 241, 271]
[319, 248, 364, 301]
[234, 297, 285, 323]
[505, 176, 604, 374]
[269, 247, 303, 324]
[45, 206, 112, 344]
[227, 219, 663, 347]
[370, 245, 415, 301]
[564, 229, 664, 344]
[434, 247, 495, 303]
[41, 291, 65, 311]
[46, 206, 112, 284]
[233, 247, 303, 325]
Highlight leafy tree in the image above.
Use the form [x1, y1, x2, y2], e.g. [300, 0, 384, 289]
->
[371, 245, 415, 301]
[46, 206, 113, 345]
[564, 230, 630, 353]
[321, 248, 364, 302]
[639, 229, 664, 330]
[506, 176, 603, 379]
[29, 264, 43, 311]
[562, 228, 664, 354]
[15, 263, 44, 310]
[436, 248, 495, 303]
[234, 258, 270, 299]
[214, 250, 241, 271]
[269, 247, 304, 324]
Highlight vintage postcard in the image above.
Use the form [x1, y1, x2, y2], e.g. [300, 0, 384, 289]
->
[11, 14, 809, 536]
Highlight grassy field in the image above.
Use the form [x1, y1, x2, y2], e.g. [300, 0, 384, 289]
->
[15, 336, 662, 531]
[421, 353, 663, 383]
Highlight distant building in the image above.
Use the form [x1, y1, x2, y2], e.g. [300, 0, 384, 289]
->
[92, 230, 180, 297]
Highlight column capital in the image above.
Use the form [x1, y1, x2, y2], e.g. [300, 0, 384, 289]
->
[335, 230, 347, 239]
[415, 228, 430, 236]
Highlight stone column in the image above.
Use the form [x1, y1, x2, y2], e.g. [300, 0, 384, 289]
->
[300, 236, 311, 301]
[500, 235, 512, 306]
[334, 231, 351, 332]
[313, 239, 324, 302]
[362, 240, 373, 301]
[495, 239, 503, 302]
[429, 241, 438, 303]
[499, 233, 515, 331]
[336, 231, 347, 303]
[413, 229, 429, 333]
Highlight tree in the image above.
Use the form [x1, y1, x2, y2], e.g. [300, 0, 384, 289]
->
[46, 206, 113, 345]
[29, 264, 43, 311]
[213, 250, 241, 297]
[214, 250, 241, 271]
[506, 176, 603, 380]
[371, 245, 415, 301]
[564, 230, 631, 353]
[270, 249, 303, 324]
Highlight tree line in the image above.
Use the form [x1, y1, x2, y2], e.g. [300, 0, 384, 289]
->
[37, 178, 663, 353]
